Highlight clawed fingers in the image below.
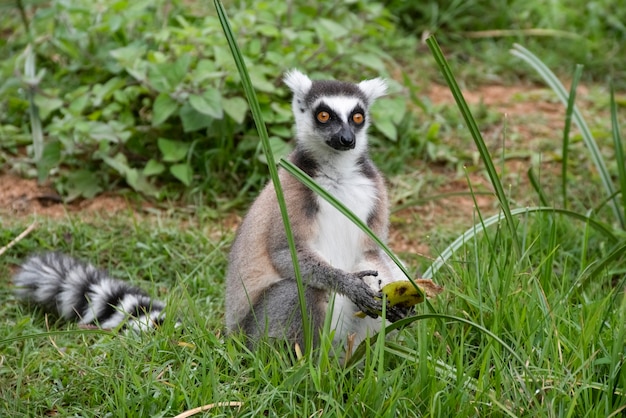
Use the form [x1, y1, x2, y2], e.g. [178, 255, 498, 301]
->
[384, 305, 413, 323]
[355, 270, 378, 279]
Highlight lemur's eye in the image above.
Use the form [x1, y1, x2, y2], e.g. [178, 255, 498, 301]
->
[317, 111, 330, 123]
[352, 113, 364, 124]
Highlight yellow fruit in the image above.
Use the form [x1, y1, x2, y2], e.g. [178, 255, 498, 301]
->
[382, 279, 443, 307]
[354, 279, 443, 318]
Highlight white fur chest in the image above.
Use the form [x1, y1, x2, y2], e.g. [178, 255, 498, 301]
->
[312, 165, 377, 270]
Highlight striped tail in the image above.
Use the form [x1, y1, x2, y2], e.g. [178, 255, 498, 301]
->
[13, 252, 167, 331]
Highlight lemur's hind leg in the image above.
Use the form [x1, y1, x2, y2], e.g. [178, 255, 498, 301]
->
[240, 280, 327, 348]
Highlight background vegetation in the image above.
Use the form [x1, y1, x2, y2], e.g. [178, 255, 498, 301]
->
[2, 0, 623, 205]
[1, 0, 625, 416]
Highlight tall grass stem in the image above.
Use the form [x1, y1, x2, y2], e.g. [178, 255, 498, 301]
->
[610, 87, 626, 225]
[561, 64, 584, 209]
[511, 44, 624, 228]
[214, 0, 311, 352]
[426, 35, 521, 257]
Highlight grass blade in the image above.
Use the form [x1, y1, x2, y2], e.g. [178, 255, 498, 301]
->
[348, 313, 539, 397]
[426, 35, 521, 257]
[423, 207, 619, 279]
[528, 167, 549, 206]
[279, 159, 426, 302]
[561, 64, 584, 209]
[581, 239, 626, 285]
[511, 44, 624, 228]
[610, 86, 626, 226]
[24, 45, 43, 163]
[214, 0, 311, 352]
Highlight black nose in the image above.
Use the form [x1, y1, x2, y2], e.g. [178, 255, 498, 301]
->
[329, 126, 356, 150]
[339, 133, 355, 148]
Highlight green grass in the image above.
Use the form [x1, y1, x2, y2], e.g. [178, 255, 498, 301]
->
[1, 203, 625, 416]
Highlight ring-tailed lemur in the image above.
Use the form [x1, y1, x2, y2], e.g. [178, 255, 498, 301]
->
[12, 70, 412, 348]
[13, 252, 167, 331]
[225, 70, 411, 351]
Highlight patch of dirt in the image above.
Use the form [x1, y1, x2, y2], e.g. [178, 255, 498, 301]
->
[0, 174, 140, 219]
[427, 83, 570, 148]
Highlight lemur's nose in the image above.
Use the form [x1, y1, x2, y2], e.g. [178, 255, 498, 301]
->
[334, 125, 355, 150]
[339, 133, 355, 148]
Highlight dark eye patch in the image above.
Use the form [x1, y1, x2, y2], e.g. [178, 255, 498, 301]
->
[313, 104, 338, 126]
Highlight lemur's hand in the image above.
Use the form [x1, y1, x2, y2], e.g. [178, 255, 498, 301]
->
[348, 270, 382, 318]
[384, 304, 413, 323]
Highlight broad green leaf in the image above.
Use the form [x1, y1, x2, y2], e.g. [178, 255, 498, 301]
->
[147, 63, 173, 93]
[191, 59, 224, 83]
[158, 138, 189, 162]
[180, 102, 212, 132]
[123, 167, 159, 197]
[351, 53, 387, 74]
[143, 159, 166, 176]
[318, 18, 349, 38]
[170, 163, 193, 186]
[88, 122, 131, 143]
[101, 153, 130, 175]
[373, 119, 397, 141]
[64, 169, 103, 201]
[249, 71, 276, 93]
[33, 95, 63, 120]
[67, 93, 90, 115]
[189, 88, 223, 119]
[258, 137, 292, 164]
[109, 44, 147, 66]
[257, 24, 280, 37]
[169, 54, 192, 87]
[269, 125, 292, 138]
[222, 96, 248, 124]
[152, 93, 179, 126]
[37, 140, 62, 182]
[370, 98, 406, 141]
[92, 77, 126, 106]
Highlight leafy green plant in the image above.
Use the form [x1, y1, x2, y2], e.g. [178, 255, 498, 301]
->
[0, 0, 416, 203]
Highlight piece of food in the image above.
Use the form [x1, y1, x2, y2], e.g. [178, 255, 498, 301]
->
[355, 279, 443, 318]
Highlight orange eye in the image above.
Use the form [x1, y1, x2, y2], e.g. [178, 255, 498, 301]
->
[317, 111, 330, 123]
[352, 113, 364, 124]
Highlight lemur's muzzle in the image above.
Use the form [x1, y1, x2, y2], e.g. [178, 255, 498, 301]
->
[329, 125, 355, 151]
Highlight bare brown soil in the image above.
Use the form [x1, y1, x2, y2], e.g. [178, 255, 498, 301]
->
[0, 174, 138, 219]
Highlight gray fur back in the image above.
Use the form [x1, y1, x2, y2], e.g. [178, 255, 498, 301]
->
[13, 252, 166, 331]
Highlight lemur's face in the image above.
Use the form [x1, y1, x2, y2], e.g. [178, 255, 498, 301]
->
[284, 70, 387, 155]
[309, 95, 366, 151]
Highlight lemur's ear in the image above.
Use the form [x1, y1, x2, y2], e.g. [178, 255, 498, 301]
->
[358, 77, 387, 104]
[284, 69, 312, 99]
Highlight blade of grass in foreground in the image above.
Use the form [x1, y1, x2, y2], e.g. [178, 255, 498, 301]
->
[423, 207, 619, 279]
[279, 159, 426, 301]
[561, 64, 583, 209]
[24, 45, 43, 163]
[348, 313, 540, 400]
[528, 168, 549, 206]
[426, 35, 521, 257]
[511, 44, 624, 229]
[610, 86, 626, 225]
[214, 0, 311, 352]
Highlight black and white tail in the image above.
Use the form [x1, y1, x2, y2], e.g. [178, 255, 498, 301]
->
[13, 252, 167, 331]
